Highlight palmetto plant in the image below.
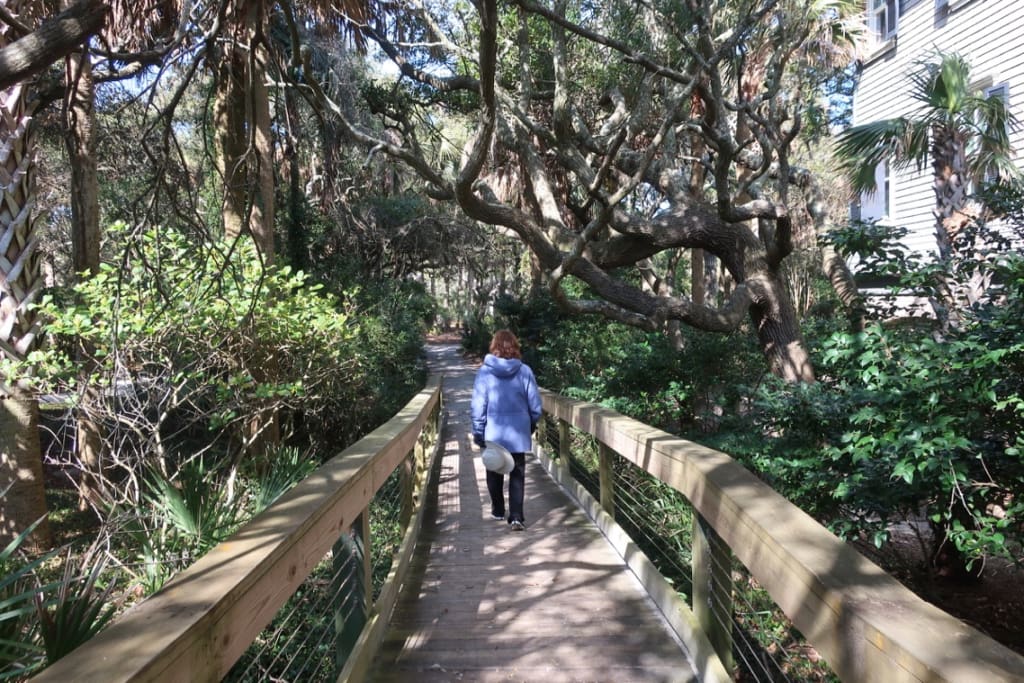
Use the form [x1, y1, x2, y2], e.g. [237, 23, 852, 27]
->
[144, 457, 240, 556]
[0, 521, 55, 680]
[34, 552, 116, 664]
[248, 446, 319, 515]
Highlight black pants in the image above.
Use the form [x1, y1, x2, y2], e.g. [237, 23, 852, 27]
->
[487, 452, 527, 522]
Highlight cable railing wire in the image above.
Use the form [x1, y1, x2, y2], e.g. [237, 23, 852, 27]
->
[224, 463, 411, 682]
[542, 418, 838, 682]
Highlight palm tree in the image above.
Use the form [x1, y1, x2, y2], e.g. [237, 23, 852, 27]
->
[836, 53, 1017, 264]
[1, 1, 55, 551]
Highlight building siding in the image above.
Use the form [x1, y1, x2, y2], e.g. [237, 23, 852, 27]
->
[852, 0, 1024, 258]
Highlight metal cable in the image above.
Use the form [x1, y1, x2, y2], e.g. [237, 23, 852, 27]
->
[224, 466, 410, 681]
[548, 422, 837, 682]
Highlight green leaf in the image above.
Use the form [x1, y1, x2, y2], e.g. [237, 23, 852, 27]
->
[892, 461, 915, 484]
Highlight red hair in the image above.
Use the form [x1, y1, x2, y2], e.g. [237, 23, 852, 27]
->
[489, 329, 522, 359]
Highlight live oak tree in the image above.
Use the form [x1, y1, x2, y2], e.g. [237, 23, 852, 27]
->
[292, 0, 863, 383]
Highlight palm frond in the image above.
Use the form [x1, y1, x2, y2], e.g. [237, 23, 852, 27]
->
[0, 521, 58, 679]
[249, 446, 318, 514]
[834, 118, 922, 193]
[906, 51, 969, 114]
[144, 458, 238, 552]
[936, 53, 971, 113]
[35, 553, 117, 664]
[106, 0, 184, 52]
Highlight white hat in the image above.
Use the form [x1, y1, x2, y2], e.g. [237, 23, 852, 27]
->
[481, 441, 515, 474]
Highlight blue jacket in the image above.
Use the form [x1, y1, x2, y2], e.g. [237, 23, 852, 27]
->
[471, 354, 543, 454]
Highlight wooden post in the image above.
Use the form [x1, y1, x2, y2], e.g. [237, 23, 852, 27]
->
[333, 511, 370, 672]
[359, 512, 372, 607]
[412, 408, 435, 503]
[558, 419, 571, 461]
[414, 433, 426, 494]
[400, 450, 414, 527]
[598, 443, 616, 518]
[536, 414, 547, 457]
[692, 513, 734, 673]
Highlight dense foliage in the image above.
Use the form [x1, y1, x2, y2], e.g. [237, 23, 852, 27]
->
[2, 0, 1021, 674]
[465, 290, 764, 435]
[32, 224, 427, 472]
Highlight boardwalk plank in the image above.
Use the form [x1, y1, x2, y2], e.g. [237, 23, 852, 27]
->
[367, 344, 697, 683]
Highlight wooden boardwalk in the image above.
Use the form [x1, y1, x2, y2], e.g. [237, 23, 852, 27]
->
[368, 343, 698, 683]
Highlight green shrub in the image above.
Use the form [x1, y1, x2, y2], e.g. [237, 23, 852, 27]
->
[13, 224, 431, 653]
[746, 203, 1024, 567]
[27, 224, 426, 487]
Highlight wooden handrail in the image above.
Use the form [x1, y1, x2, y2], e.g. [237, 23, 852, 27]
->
[541, 389, 1024, 683]
[34, 377, 442, 683]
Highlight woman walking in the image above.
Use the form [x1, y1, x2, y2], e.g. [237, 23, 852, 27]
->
[471, 330, 543, 531]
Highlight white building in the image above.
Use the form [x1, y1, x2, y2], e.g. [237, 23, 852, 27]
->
[853, 0, 1024, 258]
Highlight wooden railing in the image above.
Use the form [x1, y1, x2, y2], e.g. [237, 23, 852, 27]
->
[28, 377, 1024, 682]
[33, 377, 443, 683]
[538, 389, 1024, 683]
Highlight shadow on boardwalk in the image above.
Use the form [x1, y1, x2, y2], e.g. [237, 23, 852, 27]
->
[368, 343, 697, 683]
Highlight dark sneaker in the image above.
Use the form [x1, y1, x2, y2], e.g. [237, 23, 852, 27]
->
[510, 520, 525, 532]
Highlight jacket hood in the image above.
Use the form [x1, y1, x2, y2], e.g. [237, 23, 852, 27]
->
[484, 354, 523, 378]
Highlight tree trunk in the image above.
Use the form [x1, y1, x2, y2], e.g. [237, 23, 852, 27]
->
[248, 0, 274, 260]
[1, 393, 52, 550]
[749, 271, 816, 384]
[704, 251, 719, 303]
[689, 108, 707, 309]
[65, 46, 98, 277]
[0, 36, 51, 547]
[931, 127, 970, 263]
[213, 24, 248, 240]
[215, 0, 279, 457]
[246, 2, 278, 455]
[64, 36, 105, 510]
[930, 126, 969, 329]
[284, 86, 306, 272]
[822, 244, 866, 332]
[690, 249, 705, 307]
[792, 164, 866, 333]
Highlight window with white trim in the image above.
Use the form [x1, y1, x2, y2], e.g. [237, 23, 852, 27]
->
[859, 159, 894, 222]
[881, 159, 892, 218]
[869, 0, 899, 42]
[982, 83, 1009, 185]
